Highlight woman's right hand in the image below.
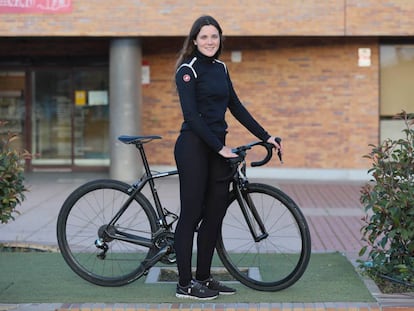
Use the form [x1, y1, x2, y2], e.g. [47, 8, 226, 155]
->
[218, 146, 238, 158]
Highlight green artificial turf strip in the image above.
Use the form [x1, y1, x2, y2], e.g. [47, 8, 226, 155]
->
[0, 252, 374, 303]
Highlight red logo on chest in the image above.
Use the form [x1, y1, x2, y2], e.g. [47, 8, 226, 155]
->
[183, 74, 191, 82]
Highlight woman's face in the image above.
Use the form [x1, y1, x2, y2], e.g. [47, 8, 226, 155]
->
[194, 25, 220, 57]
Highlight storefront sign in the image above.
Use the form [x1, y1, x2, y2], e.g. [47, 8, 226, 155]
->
[0, 0, 72, 13]
[88, 91, 108, 106]
[75, 90, 86, 106]
[358, 48, 371, 67]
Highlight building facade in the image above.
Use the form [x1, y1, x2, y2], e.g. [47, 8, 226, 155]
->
[1, 0, 413, 180]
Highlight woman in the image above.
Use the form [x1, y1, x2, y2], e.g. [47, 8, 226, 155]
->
[174, 15, 281, 300]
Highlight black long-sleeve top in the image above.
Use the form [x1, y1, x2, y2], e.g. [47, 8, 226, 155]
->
[175, 50, 270, 152]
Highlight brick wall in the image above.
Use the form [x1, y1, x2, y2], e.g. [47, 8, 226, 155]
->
[141, 37, 379, 169]
[346, 0, 414, 35]
[0, 35, 379, 170]
[2, 0, 414, 36]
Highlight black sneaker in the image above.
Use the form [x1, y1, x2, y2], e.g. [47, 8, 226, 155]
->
[175, 280, 219, 300]
[199, 276, 236, 295]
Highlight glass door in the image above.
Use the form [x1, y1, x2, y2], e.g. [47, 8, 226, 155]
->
[31, 68, 109, 168]
[31, 70, 72, 165]
[0, 71, 26, 151]
[73, 70, 109, 166]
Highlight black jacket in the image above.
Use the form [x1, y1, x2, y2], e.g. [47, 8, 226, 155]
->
[175, 50, 270, 152]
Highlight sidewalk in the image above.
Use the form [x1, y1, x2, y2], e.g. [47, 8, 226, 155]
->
[0, 172, 413, 311]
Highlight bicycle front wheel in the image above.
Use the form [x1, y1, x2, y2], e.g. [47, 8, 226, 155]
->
[217, 183, 311, 291]
[56, 179, 158, 286]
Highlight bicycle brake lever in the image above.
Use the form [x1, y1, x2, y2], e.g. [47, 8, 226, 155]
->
[275, 137, 283, 164]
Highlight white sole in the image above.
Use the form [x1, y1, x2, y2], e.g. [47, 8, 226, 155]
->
[175, 293, 218, 300]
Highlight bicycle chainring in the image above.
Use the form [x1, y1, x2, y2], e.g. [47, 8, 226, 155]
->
[154, 232, 176, 264]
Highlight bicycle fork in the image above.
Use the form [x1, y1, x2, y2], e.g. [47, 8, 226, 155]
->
[234, 184, 269, 242]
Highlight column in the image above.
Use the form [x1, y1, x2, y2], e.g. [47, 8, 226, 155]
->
[109, 38, 142, 181]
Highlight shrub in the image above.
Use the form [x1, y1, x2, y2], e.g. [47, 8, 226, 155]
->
[359, 111, 414, 287]
[0, 121, 30, 224]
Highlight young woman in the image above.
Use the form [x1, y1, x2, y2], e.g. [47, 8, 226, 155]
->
[174, 15, 282, 300]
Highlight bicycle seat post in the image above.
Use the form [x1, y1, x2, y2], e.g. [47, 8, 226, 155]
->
[134, 140, 167, 227]
[135, 143, 152, 178]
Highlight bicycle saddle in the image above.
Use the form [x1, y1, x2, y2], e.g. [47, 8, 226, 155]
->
[118, 135, 162, 145]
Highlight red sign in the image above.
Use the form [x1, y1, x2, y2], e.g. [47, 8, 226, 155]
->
[0, 0, 72, 13]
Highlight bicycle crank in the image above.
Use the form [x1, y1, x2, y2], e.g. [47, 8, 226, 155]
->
[142, 244, 172, 270]
[154, 231, 176, 264]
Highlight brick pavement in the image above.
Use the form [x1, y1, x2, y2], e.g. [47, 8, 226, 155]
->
[278, 181, 366, 253]
[55, 302, 409, 311]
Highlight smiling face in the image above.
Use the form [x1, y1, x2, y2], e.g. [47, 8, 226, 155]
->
[193, 25, 220, 58]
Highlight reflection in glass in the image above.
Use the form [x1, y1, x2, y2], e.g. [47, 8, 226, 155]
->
[73, 71, 109, 166]
[32, 71, 72, 164]
[31, 69, 109, 167]
[0, 71, 25, 151]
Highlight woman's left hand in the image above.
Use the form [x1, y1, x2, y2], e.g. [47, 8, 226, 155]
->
[218, 146, 238, 158]
[267, 136, 283, 155]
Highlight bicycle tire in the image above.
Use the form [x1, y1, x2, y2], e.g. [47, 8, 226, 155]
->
[56, 179, 158, 286]
[216, 183, 311, 291]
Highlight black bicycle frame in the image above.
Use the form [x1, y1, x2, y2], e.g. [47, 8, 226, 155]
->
[103, 142, 178, 248]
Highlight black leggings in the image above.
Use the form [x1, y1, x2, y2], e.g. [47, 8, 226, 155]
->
[174, 131, 231, 286]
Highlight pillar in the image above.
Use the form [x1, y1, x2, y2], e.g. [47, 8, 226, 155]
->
[109, 38, 142, 181]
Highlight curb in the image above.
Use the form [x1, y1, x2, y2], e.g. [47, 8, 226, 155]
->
[1, 302, 414, 311]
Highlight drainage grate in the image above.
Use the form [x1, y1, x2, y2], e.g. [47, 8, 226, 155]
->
[0, 242, 58, 253]
[145, 267, 259, 284]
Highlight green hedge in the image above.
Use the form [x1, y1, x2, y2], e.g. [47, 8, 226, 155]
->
[359, 111, 414, 286]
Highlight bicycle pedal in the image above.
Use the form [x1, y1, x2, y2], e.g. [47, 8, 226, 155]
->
[161, 253, 176, 264]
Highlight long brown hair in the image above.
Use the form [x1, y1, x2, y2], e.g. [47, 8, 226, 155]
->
[175, 15, 224, 70]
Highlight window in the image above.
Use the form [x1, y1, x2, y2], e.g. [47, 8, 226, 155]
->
[0, 71, 25, 151]
[380, 45, 414, 141]
[31, 69, 109, 167]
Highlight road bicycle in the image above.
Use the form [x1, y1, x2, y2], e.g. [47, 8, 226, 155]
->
[56, 135, 311, 291]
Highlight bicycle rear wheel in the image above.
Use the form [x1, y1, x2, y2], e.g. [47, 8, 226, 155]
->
[217, 183, 311, 291]
[56, 179, 158, 286]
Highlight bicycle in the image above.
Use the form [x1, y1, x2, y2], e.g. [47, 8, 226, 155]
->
[56, 135, 311, 291]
